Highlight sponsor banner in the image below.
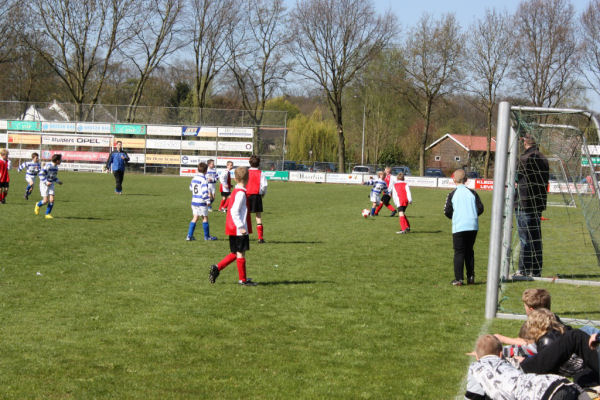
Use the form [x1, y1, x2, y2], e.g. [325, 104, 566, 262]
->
[404, 176, 438, 188]
[119, 138, 146, 149]
[41, 122, 76, 132]
[217, 156, 250, 167]
[182, 140, 215, 151]
[6, 148, 38, 158]
[263, 171, 289, 181]
[182, 126, 201, 136]
[0, 133, 6, 143]
[437, 177, 456, 189]
[145, 153, 180, 164]
[218, 141, 253, 152]
[181, 126, 218, 137]
[42, 134, 112, 147]
[146, 138, 180, 150]
[0, 120, 7, 130]
[217, 127, 254, 138]
[180, 155, 212, 165]
[180, 167, 198, 176]
[127, 153, 145, 164]
[8, 133, 41, 144]
[585, 145, 600, 155]
[76, 122, 111, 134]
[325, 173, 363, 184]
[60, 162, 104, 172]
[7, 120, 41, 131]
[474, 179, 494, 191]
[581, 156, 600, 166]
[289, 171, 326, 182]
[199, 127, 217, 137]
[147, 125, 182, 136]
[112, 123, 146, 135]
[40, 150, 108, 162]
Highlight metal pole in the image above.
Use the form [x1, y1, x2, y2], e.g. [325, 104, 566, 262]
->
[485, 101, 511, 319]
[282, 112, 287, 170]
[500, 126, 519, 280]
[361, 103, 365, 165]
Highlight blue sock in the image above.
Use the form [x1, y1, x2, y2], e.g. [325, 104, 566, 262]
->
[371, 207, 375, 216]
[203, 222, 210, 238]
[187, 222, 196, 238]
[37, 200, 43, 207]
[46, 202, 54, 214]
[25, 185, 31, 194]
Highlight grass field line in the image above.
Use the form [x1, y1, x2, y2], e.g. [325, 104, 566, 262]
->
[453, 318, 493, 400]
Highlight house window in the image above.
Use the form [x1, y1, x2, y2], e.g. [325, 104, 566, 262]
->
[455, 156, 461, 162]
[434, 156, 441, 161]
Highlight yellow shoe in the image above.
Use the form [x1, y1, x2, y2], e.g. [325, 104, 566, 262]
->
[44, 214, 53, 219]
[34, 204, 40, 215]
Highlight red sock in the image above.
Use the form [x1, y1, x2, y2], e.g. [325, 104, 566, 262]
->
[387, 204, 395, 211]
[236, 258, 247, 282]
[399, 216, 407, 231]
[405, 216, 410, 228]
[218, 198, 226, 210]
[217, 253, 237, 270]
[257, 224, 264, 240]
[0, 192, 4, 201]
[375, 204, 383, 215]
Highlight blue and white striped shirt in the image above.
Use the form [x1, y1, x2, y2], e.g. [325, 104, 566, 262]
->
[39, 162, 60, 183]
[206, 167, 217, 184]
[18, 160, 41, 178]
[370, 179, 388, 196]
[190, 173, 210, 206]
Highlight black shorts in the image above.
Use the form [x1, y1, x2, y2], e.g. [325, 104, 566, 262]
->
[397, 205, 408, 212]
[0, 182, 9, 189]
[248, 194, 263, 213]
[220, 191, 230, 197]
[381, 194, 391, 205]
[229, 235, 250, 253]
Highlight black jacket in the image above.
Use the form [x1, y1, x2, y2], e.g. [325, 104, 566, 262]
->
[516, 145, 549, 213]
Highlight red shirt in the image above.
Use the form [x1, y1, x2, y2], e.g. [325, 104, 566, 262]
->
[247, 169, 262, 195]
[225, 187, 253, 235]
[0, 159, 9, 182]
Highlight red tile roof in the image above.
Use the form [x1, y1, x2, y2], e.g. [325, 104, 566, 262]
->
[426, 134, 496, 152]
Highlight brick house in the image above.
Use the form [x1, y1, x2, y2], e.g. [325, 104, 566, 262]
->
[425, 134, 496, 176]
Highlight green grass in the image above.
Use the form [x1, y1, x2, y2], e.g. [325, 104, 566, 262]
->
[0, 172, 597, 399]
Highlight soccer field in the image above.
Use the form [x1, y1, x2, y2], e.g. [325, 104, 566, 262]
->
[0, 172, 550, 398]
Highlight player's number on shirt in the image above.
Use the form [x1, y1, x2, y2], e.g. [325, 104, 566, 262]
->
[193, 184, 199, 194]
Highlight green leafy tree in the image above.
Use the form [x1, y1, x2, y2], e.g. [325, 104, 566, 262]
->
[287, 109, 337, 162]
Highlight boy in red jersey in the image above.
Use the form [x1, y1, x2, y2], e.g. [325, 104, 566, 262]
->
[374, 166, 398, 216]
[209, 167, 257, 286]
[246, 154, 268, 243]
[390, 172, 412, 234]
[0, 149, 9, 204]
[217, 161, 234, 212]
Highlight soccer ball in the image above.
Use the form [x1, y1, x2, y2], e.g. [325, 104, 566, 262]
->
[362, 209, 370, 218]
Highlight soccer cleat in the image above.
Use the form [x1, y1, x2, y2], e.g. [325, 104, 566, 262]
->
[258, 239, 265, 243]
[451, 279, 464, 286]
[209, 264, 220, 284]
[239, 278, 257, 286]
[0, 199, 4, 204]
[396, 230, 407, 234]
[204, 236, 218, 241]
[390, 211, 397, 217]
[467, 276, 475, 285]
[24, 193, 28, 200]
[44, 214, 53, 219]
[186, 236, 196, 241]
[34, 204, 40, 215]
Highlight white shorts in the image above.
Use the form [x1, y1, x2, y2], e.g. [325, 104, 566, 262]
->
[191, 205, 209, 217]
[26, 175, 36, 185]
[208, 184, 216, 197]
[40, 182, 55, 197]
[370, 193, 381, 204]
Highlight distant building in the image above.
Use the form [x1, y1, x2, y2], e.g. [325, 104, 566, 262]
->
[21, 100, 116, 122]
[425, 133, 496, 176]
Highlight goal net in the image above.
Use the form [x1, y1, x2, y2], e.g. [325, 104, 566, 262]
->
[485, 103, 600, 327]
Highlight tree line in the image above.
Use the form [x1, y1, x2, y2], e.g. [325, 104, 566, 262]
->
[0, 0, 598, 176]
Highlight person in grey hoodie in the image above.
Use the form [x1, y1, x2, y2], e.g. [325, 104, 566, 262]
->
[444, 169, 484, 286]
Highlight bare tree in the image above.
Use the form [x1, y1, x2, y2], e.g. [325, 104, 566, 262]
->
[227, 0, 290, 149]
[0, 0, 20, 65]
[581, 0, 600, 97]
[400, 13, 463, 176]
[187, 0, 239, 116]
[513, 0, 580, 107]
[22, 0, 135, 120]
[121, 0, 185, 122]
[467, 10, 513, 178]
[289, 0, 397, 171]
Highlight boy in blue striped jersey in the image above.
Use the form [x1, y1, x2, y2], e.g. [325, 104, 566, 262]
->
[187, 162, 217, 241]
[18, 152, 41, 200]
[369, 171, 388, 216]
[206, 159, 218, 211]
[35, 154, 63, 219]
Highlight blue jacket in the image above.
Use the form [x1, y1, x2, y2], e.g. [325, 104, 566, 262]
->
[106, 150, 129, 172]
[444, 184, 484, 233]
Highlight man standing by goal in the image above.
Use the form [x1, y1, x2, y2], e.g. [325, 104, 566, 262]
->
[515, 135, 549, 277]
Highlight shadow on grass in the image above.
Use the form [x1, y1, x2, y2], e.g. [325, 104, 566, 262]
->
[57, 216, 109, 220]
[405, 230, 443, 234]
[260, 240, 322, 244]
[556, 274, 600, 279]
[121, 193, 162, 197]
[257, 280, 333, 286]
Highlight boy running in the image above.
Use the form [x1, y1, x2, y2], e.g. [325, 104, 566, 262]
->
[369, 171, 388, 216]
[187, 162, 217, 241]
[390, 172, 412, 234]
[374, 166, 398, 216]
[209, 167, 257, 286]
[206, 159, 218, 211]
[0, 149, 9, 204]
[218, 161, 234, 212]
[35, 154, 63, 219]
[18, 152, 41, 200]
[247, 155, 267, 243]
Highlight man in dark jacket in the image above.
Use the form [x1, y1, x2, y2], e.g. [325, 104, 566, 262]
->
[105, 141, 130, 195]
[515, 135, 549, 277]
